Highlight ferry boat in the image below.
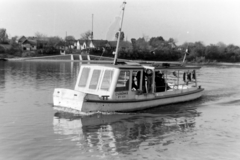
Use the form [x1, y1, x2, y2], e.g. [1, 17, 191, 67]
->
[53, 62, 204, 113]
[53, 2, 204, 114]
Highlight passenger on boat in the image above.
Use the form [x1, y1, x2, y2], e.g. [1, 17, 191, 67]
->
[145, 69, 153, 93]
[192, 70, 196, 80]
[183, 71, 192, 85]
[155, 71, 170, 92]
[155, 72, 165, 92]
[126, 75, 139, 91]
[138, 71, 147, 93]
[132, 76, 138, 90]
[187, 72, 192, 81]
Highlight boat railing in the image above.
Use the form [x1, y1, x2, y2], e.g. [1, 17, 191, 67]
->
[167, 81, 197, 90]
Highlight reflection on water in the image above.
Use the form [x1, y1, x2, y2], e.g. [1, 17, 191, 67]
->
[53, 105, 200, 157]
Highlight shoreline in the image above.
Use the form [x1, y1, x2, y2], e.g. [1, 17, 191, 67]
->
[1, 54, 240, 66]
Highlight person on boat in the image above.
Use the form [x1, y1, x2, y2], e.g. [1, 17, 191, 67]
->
[132, 76, 139, 90]
[183, 72, 186, 82]
[192, 70, 196, 80]
[183, 72, 188, 85]
[155, 71, 165, 92]
[187, 72, 192, 81]
[145, 69, 153, 93]
[183, 71, 192, 85]
[126, 75, 138, 91]
[139, 71, 147, 93]
[155, 71, 170, 92]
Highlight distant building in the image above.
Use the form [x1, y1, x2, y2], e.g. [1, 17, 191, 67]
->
[17, 36, 49, 51]
[55, 41, 65, 50]
[21, 39, 37, 51]
[75, 40, 87, 50]
[17, 36, 27, 44]
[89, 40, 108, 50]
[37, 39, 48, 49]
[65, 40, 75, 49]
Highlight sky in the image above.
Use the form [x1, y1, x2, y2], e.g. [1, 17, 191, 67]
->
[0, 0, 240, 45]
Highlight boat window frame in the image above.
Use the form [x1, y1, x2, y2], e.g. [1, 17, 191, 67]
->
[78, 67, 91, 88]
[88, 69, 102, 90]
[115, 70, 130, 92]
[99, 69, 114, 91]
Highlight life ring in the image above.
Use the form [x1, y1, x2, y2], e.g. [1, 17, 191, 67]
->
[173, 85, 178, 89]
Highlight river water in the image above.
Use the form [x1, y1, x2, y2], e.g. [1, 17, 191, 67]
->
[0, 61, 240, 160]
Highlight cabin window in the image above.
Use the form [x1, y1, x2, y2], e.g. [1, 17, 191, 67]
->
[78, 67, 90, 87]
[89, 69, 101, 90]
[100, 70, 113, 91]
[115, 71, 130, 92]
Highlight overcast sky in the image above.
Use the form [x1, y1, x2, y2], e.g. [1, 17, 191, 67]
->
[1, 0, 239, 45]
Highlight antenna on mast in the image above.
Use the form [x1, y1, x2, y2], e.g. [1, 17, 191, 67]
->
[113, 1, 127, 65]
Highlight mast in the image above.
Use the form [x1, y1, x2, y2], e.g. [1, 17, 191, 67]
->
[92, 14, 94, 40]
[113, 1, 127, 65]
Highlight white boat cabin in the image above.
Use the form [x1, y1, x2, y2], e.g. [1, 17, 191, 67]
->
[74, 63, 201, 101]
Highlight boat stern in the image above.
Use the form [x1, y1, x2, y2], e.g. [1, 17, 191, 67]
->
[53, 88, 86, 112]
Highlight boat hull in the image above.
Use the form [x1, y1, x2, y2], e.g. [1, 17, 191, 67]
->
[53, 88, 204, 114]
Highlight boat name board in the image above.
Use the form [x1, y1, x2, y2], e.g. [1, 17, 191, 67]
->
[115, 91, 128, 99]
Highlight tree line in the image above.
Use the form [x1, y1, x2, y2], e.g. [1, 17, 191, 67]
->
[116, 36, 240, 63]
[1, 28, 240, 63]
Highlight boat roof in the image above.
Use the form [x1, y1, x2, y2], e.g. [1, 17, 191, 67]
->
[81, 62, 201, 70]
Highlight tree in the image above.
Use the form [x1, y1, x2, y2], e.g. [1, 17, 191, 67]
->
[215, 42, 226, 61]
[48, 36, 63, 46]
[80, 30, 92, 40]
[205, 44, 219, 61]
[149, 36, 165, 49]
[65, 35, 75, 41]
[8, 36, 22, 55]
[115, 31, 124, 41]
[194, 41, 205, 53]
[35, 32, 47, 40]
[225, 44, 240, 62]
[131, 38, 137, 50]
[0, 28, 9, 44]
[167, 38, 177, 49]
[135, 37, 150, 51]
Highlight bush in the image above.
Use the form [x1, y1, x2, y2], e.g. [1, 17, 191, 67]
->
[22, 51, 37, 57]
[0, 45, 5, 53]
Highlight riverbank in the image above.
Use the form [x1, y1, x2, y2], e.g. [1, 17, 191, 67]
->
[3, 54, 126, 64]
[2, 53, 240, 66]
